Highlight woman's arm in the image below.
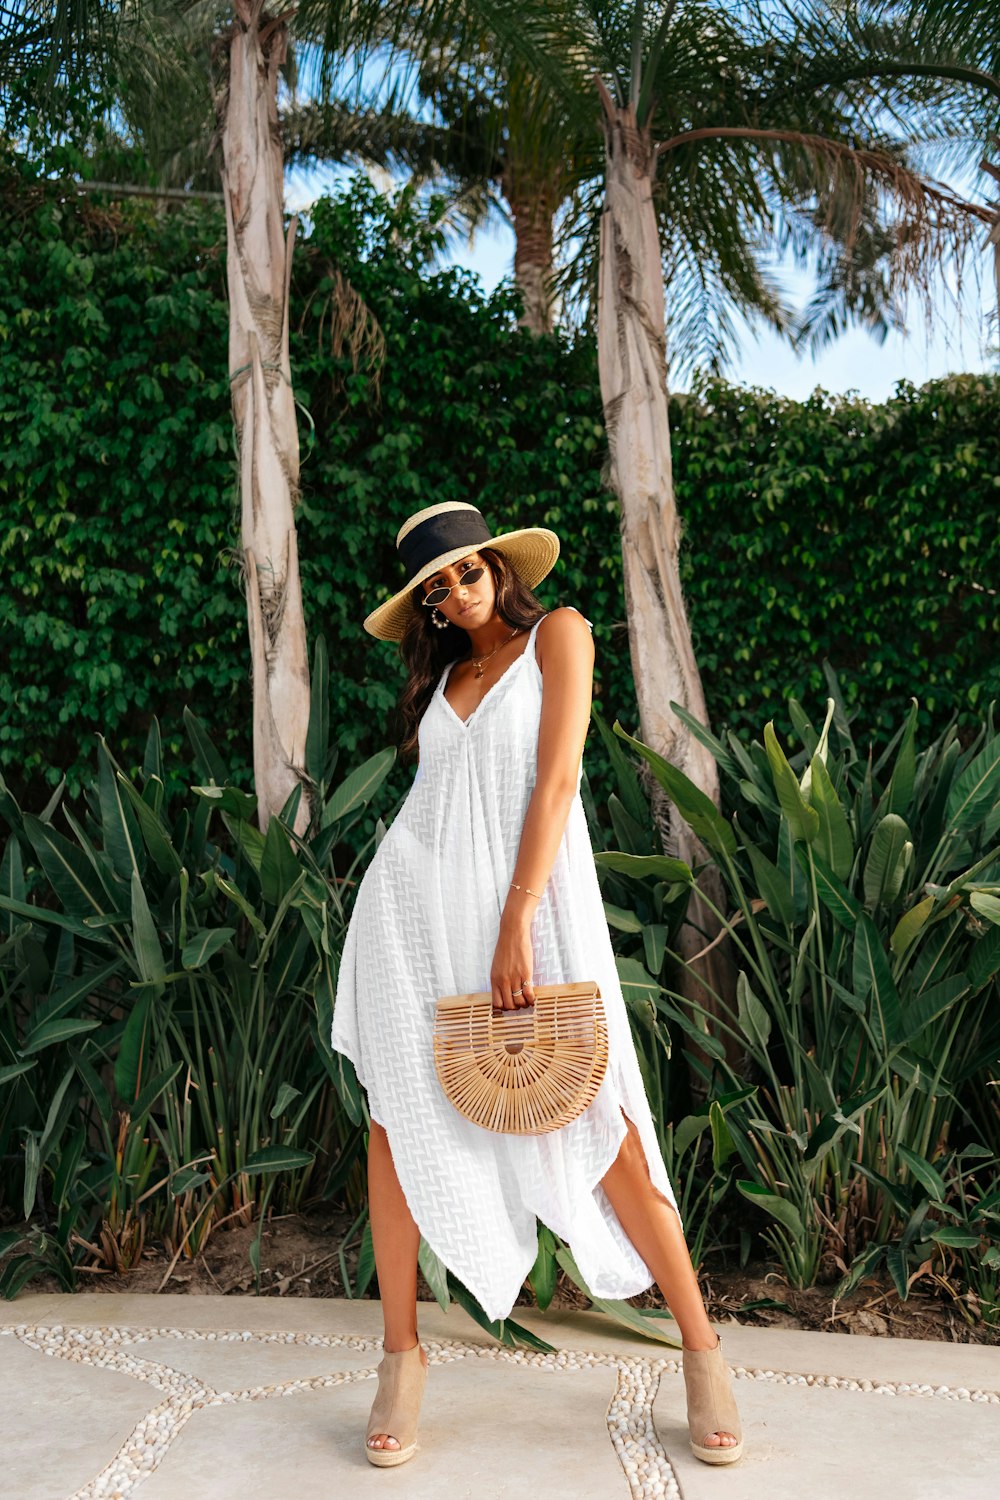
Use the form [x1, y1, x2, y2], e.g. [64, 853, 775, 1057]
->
[490, 607, 595, 1010]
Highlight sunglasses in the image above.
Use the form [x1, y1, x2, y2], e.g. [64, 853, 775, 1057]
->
[422, 565, 486, 608]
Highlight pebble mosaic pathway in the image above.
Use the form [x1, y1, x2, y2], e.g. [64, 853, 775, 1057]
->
[3, 1321, 998, 1500]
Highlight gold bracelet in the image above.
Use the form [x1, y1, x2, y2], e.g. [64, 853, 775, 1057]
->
[510, 881, 542, 899]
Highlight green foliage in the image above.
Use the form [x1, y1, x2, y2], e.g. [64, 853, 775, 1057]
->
[1, 156, 998, 826]
[0, 639, 387, 1295]
[672, 378, 1000, 750]
[598, 684, 1000, 1316]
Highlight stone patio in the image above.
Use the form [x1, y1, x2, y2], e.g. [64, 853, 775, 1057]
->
[2, 1294, 997, 1499]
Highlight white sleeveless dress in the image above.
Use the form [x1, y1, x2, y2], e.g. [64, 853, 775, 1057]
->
[330, 608, 683, 1324]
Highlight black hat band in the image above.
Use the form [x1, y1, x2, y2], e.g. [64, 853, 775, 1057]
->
[398, 508, 492, 578]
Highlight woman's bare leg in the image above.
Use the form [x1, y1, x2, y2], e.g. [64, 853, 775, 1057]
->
[365, 1120, 429, 1452]
[599, 1109, 738, 1449]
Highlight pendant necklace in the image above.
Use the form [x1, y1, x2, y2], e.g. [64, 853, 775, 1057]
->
[470, 627, 521, 679]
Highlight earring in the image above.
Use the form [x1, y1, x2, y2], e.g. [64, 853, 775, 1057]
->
[431, 606, 449, 630]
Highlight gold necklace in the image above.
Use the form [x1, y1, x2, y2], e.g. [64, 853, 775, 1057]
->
[469, 627, 521, 679]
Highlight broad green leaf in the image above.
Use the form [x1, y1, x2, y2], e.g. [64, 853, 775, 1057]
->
[260, 818, 302, 906]
[115, 989, 153, 1103]
[215, 873, 267, 940]
[593, 851, 693, 884]
[736, 972, 771, 1054]
[863, 814, 912, 908]
[241, 1145, 315, 1174]
[806, 752, 853, 879]
[886, 1243, 909, 1299]
[306, 633, 330, 783]
[946, 736, 1000, 833]
[884, 700, 918, 815]
[22, 814, 111, 924]
[0, 1059, 36, 1086]
[554, 1245, 681, 1347]
[615, 955, 663, 1008]
[668, 699, 741, 778]
[590, 703, 654, 827]
[132, 1061, 184, 1121]
[525, 1224, 557, 1311]
[183, 707, 229, 786]
[890, 894, 935, 957]
[736, 1180, 804, 1239]
[896, 974, 970, 1047]
[322, 747, 396, 828]
[970, 890, 1000, 926]
[968, 924, 1000, 991]
[269, 1082, 302, 1119]
[354, 1219, 377, 1297]
[191, 784, 258, 820]
[798, 699, 836, 797]
[898, 1145, 946, 1203]
[832, 1242, 884, 1300]
[603, 901, 643, 933]
[803, 1086, 883, 1164]
[740, 828, 795, 927]
[853, 912, 901, 1053]
[96, 736, 143, 882]
[19, 1017, 101, 1054]
[763, 723, 819, 843]
[181, 927, 236, 970]
[929, 1227, 981, 1248]
[795, 846, 862, 929]
[142, 717, 163, 783]
[130, 869, 165, 987]
[642, 922, 669, 976]
[116, 772, 182, 877]
[417, 1235, 451, 1309]
[611, 721, 737, 855]
[709, 1100, 736, 1170]
[673, 1109, 713, 1159]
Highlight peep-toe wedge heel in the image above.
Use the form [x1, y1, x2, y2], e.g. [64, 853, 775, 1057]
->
[365, 1341, 428, 1467]
[682, 1334, 744, 1465]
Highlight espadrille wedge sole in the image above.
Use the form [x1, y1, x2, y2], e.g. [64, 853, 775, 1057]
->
[365, 1341, 428, 1467]
[682, 1335, 744, 1465]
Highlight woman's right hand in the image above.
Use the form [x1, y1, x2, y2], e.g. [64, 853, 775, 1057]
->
[489, 918, 536, 1010]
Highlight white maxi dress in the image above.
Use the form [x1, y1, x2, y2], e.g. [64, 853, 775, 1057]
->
[330, 608, 683, 1324]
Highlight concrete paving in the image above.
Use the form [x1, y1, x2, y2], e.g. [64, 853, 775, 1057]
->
[1, 1293, 997, 1500]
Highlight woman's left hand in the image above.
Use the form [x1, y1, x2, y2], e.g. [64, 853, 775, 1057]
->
[490, 920, 536, 1010]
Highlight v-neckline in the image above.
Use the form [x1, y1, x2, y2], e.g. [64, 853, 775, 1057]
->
[437, 628, 539, 730]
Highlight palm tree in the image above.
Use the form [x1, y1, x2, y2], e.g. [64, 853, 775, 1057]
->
[1, 0, 563, 836]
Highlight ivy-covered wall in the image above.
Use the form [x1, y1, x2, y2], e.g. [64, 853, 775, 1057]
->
[2, 156, 997, 815]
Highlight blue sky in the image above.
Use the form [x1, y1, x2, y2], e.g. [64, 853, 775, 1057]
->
[286, 159, 997, 403]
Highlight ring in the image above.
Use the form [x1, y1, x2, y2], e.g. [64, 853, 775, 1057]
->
[512, 989, 523, 996]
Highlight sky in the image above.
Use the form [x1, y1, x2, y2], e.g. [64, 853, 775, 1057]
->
[286, 158, 998, 404]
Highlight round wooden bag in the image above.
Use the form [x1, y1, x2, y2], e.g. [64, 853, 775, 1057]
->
[432, 980, 608, 1135]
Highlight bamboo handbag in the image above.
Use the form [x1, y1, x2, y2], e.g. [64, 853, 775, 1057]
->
[432, 980, 608, 1135]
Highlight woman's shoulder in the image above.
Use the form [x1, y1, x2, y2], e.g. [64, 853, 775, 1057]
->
[535, 607, 594, 668]
[536, 606, 594, 640]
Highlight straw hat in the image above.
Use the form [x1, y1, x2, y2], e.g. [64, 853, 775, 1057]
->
[363, 501, 560, 640]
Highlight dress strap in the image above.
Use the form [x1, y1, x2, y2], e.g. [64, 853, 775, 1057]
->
[527, 612, 548, 665]
[528, 607, 592, 666]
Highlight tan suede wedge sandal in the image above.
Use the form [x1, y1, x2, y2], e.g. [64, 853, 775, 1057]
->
[682, 1335, 744, 1465]
[365, 1341, 428, 1467]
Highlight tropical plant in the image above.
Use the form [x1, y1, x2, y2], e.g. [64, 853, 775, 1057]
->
[596, 678, 1000, 1306]
[0, 634, 383, 1294]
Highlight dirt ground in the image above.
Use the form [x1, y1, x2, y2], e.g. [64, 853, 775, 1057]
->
[16, 1206, 997, 1346]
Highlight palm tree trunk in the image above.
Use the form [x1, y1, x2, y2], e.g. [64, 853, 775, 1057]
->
[218, 0, 311, 836]
[594, 78, 739, 1075]
[503, 163, 559, 334]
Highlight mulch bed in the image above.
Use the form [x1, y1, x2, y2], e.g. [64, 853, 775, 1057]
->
[13, 1206, 997, 1346]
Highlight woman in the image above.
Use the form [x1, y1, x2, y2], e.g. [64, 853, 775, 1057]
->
[331, 500, 743, 1470]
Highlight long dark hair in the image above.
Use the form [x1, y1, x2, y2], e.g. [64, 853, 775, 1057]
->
[392, 546, 549, 762]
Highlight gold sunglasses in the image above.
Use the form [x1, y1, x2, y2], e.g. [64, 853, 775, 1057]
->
[422, 565, 486, 608]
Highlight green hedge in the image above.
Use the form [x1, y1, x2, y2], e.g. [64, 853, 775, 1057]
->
[2, 155, 997, 818]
